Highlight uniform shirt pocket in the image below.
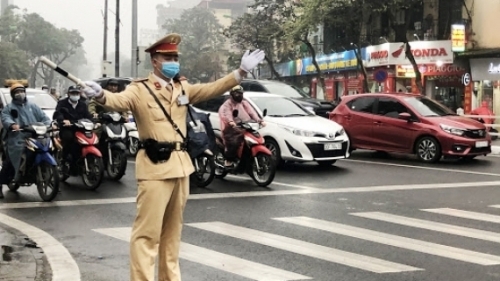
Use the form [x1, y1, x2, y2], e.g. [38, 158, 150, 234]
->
[147, 102, 167, 122]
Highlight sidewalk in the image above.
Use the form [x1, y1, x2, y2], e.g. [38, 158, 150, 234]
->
[0, 224, 51, 281]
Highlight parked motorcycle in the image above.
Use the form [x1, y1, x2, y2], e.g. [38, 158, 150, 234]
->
[56, 117, 104, 190]
[187, 108, 216, 187]
[7, 120, 59, 202]
[124, 120, 139, 156]
[98, 112, 128, 180]
[214, 109, 276, 187]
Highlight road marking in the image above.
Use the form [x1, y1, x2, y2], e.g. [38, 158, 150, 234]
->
[187, 221, 422, 273]
[3, 181, 500, 209]
[0, 213, 80, 281]
[275, 216, 500, 265]
[344, 159, 500, 177]
[489, 204, 500, 209]
[351, 212, 500, 243]
[422, 208, 500, 224]
[126, 160, 320, 190]
[93, 227, 311, 281]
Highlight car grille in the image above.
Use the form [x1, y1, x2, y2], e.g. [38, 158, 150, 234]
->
[306, 142, 348, 158]
[470, 146, 490, 154]
[464, 129, 487, 139]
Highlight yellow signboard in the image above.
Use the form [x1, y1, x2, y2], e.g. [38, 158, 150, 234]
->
[451, 24, 466, 52]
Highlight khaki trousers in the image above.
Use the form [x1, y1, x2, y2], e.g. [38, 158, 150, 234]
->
[130, 177, 189, 281]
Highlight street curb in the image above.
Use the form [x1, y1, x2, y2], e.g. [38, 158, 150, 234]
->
[0, 224, 52, 281]
[492, 145, 500, 155]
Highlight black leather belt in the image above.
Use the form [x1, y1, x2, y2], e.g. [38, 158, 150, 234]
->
[139, 141, 187, 151]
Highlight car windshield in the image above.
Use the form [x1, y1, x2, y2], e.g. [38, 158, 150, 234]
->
[403, 96, 456, 117]
[260, 82, 309, 98]
[249, 96, 313, 117]
[4, 90, 57, 109]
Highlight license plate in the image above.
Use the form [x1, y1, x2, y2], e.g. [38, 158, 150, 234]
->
[475, 141, 488, 148]
[324, 143, 342, 150]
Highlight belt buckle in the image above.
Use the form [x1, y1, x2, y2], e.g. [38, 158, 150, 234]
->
[175, 142, 181, 151]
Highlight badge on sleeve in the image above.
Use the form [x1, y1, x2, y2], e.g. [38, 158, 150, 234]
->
[154, 82, 161, 89]
[177, 95, 189, 106]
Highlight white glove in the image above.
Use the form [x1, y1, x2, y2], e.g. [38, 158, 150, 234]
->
[239, 49, 266, 72]
[83, 81, 103, 98]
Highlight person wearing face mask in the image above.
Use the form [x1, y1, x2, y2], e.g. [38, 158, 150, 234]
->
[0, 83, 52, 199]
[79, 33, 265, 281]
[218, 85, 265, 167]
[88, 79, 128, 121]
[53, 85, 93, 173]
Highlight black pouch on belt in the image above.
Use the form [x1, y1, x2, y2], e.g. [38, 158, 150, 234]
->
[143, 139, 172, 164]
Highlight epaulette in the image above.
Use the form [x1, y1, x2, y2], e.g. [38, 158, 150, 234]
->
[132, 78, 148, 82]
[179, 76, 188, 81]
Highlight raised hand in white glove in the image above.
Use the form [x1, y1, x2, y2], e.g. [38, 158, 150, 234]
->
[239, 49, 266, 73]
[83, 81, 103, 98]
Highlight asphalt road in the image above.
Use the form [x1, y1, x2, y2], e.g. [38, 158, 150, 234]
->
[2, 151, 500, 281]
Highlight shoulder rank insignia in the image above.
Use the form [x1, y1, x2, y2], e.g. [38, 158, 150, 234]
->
[133, 77, 148, 82]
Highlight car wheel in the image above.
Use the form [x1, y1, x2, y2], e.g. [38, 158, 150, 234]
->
[264, 138, 283, 167]
[415, 136, 442, 163]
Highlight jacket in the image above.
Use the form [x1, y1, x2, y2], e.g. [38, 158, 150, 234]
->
[97, 71, 241, 180]
[53, 98, 93, 123]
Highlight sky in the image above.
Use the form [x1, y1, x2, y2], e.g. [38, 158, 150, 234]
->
[14, 0, 164, 79]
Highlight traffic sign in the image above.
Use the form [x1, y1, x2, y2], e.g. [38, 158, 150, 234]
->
[462, 73, 471, 86]
[373, 69, 388, 83]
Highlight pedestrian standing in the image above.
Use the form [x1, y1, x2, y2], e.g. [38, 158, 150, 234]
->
[81, 33, 265, 281]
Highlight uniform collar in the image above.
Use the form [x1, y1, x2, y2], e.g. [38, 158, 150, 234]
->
[152, 72, 172, 88]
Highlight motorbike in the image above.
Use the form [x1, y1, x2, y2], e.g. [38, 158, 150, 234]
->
[214, 109, 276, 187]
[124, 119, 139, 156]
[98, 112, 128, 180]
[187, 108, 216, 188]
[7, 120, 59, 202]
[56, 116, 104, 190]
[474, 116, 498, 140]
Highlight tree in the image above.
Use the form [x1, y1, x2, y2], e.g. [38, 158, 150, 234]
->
[59, 47, 90, 80]
[0, 41, 30, 83]
[224, 0, 286, 80]
[162, 7, 225, 82]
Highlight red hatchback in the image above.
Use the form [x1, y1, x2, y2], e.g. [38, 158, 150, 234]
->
[329, 93, 491, 162]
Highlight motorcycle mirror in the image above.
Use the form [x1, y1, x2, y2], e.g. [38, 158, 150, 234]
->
[232, 109, 239, 117]
[262, 109, 267, 117]
[10, 109, 18, 118]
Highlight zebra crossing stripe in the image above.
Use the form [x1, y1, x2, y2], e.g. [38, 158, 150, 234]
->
[351, 212, 500, 243]
[186, 222, 422, 273]
[274, 216, 500, 265]
[92, 227, 311, 281]
[422, 208, 500, 224]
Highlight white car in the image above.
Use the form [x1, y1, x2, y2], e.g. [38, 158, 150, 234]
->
[193, 91, 350, 166]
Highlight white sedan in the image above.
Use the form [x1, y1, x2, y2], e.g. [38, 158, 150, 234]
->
[193, 92, 350, 166]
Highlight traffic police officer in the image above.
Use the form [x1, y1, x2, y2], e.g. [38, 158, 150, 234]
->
[81, 33, 265, 281]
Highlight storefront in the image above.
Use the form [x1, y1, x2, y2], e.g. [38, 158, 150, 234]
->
[470, 58, 500, 114]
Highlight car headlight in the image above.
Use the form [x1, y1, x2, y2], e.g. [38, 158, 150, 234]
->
[440, 124, 465, 136]
[338, 128, 345, 136]
[279, 124, 317, 137]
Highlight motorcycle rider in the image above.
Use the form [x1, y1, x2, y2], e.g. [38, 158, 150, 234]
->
[88, 79, 128, 121]
[0, 83, 52, 199]
[53, 85, 93, 174]
[218, 85, 265, 167]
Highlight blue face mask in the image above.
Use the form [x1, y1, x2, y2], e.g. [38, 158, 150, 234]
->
[160, 61, 180, 79]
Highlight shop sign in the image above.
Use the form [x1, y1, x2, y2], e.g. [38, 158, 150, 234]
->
[462, 73, 471, 86]
[365, 43, 391, 67]
[396, 64, 465, 78]
[451, 24, 466, 52]
[391, 41, 453, 65]
[470, 58, 500, 80]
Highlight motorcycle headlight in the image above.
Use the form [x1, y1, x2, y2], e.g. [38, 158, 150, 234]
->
[440, 124, 465, 136]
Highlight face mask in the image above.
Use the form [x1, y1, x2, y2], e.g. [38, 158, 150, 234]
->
[69, 95, 80, 102]
[160, 61, 180, 79]
[232, 94, 243, 103]
[14, 93, 26, 101]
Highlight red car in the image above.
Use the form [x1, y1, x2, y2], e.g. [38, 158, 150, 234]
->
[329, 93, 491, 162]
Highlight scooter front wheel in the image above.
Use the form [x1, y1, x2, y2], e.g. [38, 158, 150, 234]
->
[250, 153, 276, 187]
[214, 149, 228, 179]
[82, 155, 104, 190]
[106, 149, 127, 181]
[191, 154, 215, 187]
[36, 162, 59, 202]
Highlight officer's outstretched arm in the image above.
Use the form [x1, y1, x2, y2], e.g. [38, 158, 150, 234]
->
[88, 99, 98, 115]
[96, 84, 139, 113]
[188, 70, 243, 104]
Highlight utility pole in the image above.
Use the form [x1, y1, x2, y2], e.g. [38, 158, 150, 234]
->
[131, 0, 138, 78]
[115, 0, 120, 77]
[103, 0, 108, 77]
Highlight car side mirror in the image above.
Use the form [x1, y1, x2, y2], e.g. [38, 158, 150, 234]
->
[10, 109, 18, 118]
[232, 109, 239, 117]
[262, 109, 267, 117]
[398, 112, 412, 121]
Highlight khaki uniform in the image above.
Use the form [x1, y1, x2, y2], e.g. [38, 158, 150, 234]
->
[100, 72, 239, 281]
